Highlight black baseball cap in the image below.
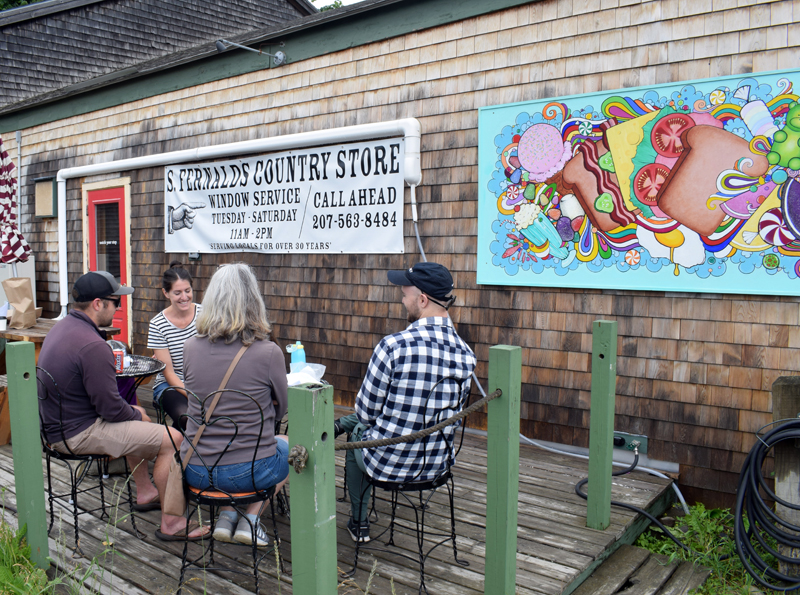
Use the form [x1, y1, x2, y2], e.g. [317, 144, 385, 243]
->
[387, 262, 454, 300]
[72, 271, 134, 302]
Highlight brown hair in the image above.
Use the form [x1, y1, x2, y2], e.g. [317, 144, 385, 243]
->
[162, 260, 192, 292]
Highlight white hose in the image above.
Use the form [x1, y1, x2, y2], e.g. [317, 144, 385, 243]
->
[518, 433, 690, 514]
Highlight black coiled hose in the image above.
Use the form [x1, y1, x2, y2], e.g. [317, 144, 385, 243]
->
[734, 420, 800, 591]
[575, 453, 730, 560]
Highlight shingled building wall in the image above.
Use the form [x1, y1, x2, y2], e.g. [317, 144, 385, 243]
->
[9, 0, 800, 506]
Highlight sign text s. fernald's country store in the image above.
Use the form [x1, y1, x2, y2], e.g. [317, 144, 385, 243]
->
[165, 138, 405, 254]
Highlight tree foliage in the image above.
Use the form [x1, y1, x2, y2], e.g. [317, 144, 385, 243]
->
[0, 0, 46, 11]
[313, 0, 343, 11]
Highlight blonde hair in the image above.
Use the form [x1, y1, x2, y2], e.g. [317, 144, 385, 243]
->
[196, 263, 272, 346]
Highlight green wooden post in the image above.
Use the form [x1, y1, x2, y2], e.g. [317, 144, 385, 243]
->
[586, 320, 617, 530]
[288, 383, 337, 595]
[7, 341, 49, 568]
[485, 345, 521, 595]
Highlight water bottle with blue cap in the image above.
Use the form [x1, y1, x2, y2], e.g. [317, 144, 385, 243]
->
[286, 340, 306, 373]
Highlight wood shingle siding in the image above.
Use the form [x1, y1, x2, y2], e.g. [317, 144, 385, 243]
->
[5, 0, 800, 506]
[0, 0, 315, 111]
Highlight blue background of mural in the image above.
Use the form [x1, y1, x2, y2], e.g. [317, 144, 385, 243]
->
[477, 68, 800, 295]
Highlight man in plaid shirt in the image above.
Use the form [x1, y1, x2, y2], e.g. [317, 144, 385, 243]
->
[335, 262, 476, 543]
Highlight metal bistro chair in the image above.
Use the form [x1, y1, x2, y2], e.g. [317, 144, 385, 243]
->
[169, 388, 284, 595]
[36, 367, 139, 556]
[347, 377, 472, 594]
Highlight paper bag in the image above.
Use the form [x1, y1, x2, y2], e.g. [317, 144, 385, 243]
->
[2, 277, 38, 329]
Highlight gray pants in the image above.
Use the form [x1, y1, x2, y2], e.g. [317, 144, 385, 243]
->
[338, 413, 371, 522]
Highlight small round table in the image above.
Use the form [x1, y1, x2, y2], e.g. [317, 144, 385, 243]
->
[116, 355, 166, 404]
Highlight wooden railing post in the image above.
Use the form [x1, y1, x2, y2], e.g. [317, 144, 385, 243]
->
[485, 344, 521, 595]
[586, 320, 617, 530]
[288, 383, 337, 595]
[772, 376, 800, 575]
[7, 341, 48, 568]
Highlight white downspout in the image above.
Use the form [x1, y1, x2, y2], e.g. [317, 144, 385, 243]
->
[55, 118, 422, 318]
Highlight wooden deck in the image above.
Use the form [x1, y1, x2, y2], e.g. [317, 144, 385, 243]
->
[0, 396, 675, 595]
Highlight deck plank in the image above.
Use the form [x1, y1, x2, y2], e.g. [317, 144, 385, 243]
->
[0, 399, 674, 594]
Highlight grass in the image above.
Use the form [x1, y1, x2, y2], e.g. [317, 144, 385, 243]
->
[2, 481, 391, 595]
[635, 503, 780, 595]
[0, 519, 56, 595]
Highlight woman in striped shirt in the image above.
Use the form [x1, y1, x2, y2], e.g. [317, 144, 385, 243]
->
[147, 261, 201, 429]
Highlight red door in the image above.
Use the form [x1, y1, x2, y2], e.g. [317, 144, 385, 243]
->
[87, 187, 129, 344]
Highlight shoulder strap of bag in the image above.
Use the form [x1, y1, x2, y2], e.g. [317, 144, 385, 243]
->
[181, 344, 249, 469]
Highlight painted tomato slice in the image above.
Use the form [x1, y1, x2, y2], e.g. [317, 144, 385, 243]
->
[633, 163, 671, 206]
[651, 114, 694, 158]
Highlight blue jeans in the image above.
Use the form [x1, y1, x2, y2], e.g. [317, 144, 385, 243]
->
[185, 438, 289, 493]
[152, 381, 170, 404]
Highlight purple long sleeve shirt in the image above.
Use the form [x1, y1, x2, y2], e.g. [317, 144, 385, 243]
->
[37, 310, 142, 444]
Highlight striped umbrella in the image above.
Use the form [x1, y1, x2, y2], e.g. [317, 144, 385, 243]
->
[0, 136, 31, 270]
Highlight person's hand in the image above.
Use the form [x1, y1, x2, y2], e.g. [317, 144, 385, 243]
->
[132, 405, 151, 423]
[168, 202, 205, 233]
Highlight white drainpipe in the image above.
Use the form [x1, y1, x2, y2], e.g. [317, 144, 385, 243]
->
[56, 118, 422, 318]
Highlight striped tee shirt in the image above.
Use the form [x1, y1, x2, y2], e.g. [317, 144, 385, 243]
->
[146, 304, 202, 387]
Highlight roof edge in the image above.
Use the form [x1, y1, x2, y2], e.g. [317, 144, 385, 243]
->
[0, 0, 105, 28]
[286, 0, 319, 15]
[0, 0, 534, 133]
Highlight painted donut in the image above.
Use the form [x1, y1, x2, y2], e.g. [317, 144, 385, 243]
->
[624, 250, 641, 265]
[517, 124, 568, 178]
[758, 208, 796, 246]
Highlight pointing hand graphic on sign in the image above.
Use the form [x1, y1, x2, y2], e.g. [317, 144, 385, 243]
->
[167, 202, 206, 234]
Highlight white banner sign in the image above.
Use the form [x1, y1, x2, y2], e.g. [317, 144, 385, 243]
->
[164, 138, 405, 254]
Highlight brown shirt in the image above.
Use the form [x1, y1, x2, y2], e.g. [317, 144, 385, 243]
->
[181, 336, 288, 467]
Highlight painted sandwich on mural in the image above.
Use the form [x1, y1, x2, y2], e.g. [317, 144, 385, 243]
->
[478, 69, 800, 296]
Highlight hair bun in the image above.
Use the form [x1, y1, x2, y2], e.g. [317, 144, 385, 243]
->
[169, 260, 184, 269]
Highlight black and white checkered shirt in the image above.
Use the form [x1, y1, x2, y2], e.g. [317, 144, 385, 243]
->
[355, 316, 477, 483]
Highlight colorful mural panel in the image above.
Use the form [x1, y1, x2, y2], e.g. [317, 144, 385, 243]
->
[477, 69, 800, 295]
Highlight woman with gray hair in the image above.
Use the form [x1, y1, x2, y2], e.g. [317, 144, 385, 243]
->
[180, 263, 288, 547]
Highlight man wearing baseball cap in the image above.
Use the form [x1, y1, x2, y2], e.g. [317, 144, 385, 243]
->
[37, 271, 209, 541]
[335, 262, 477, 543]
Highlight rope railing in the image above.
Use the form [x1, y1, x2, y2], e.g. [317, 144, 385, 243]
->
[334, 388, 502, 451]
[286, 388, 503, 477]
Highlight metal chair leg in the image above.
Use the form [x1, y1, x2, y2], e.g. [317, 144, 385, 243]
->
[387, 490, 399, 546]
[208, 505, 217, 566]
[46, 454, 55, 535]
[449, 479, 468, 567]
[251, 516, 260, 595]
[69, 464, 83, 556]
[414, 491, 427, 595]
[96, 459, 108, 522]
[177, 507, 191, 595]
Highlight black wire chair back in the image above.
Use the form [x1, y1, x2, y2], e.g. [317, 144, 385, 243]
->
[165, 386, 284, 595]
[348, 375, 472, 594]
[35, 366, 138, 555]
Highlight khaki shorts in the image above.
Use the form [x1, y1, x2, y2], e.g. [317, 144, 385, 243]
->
[53, 418, 163, 461]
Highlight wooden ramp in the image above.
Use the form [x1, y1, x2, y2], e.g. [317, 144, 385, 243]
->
[572, 544, 710, 595]
[0, 396, 676, 595]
